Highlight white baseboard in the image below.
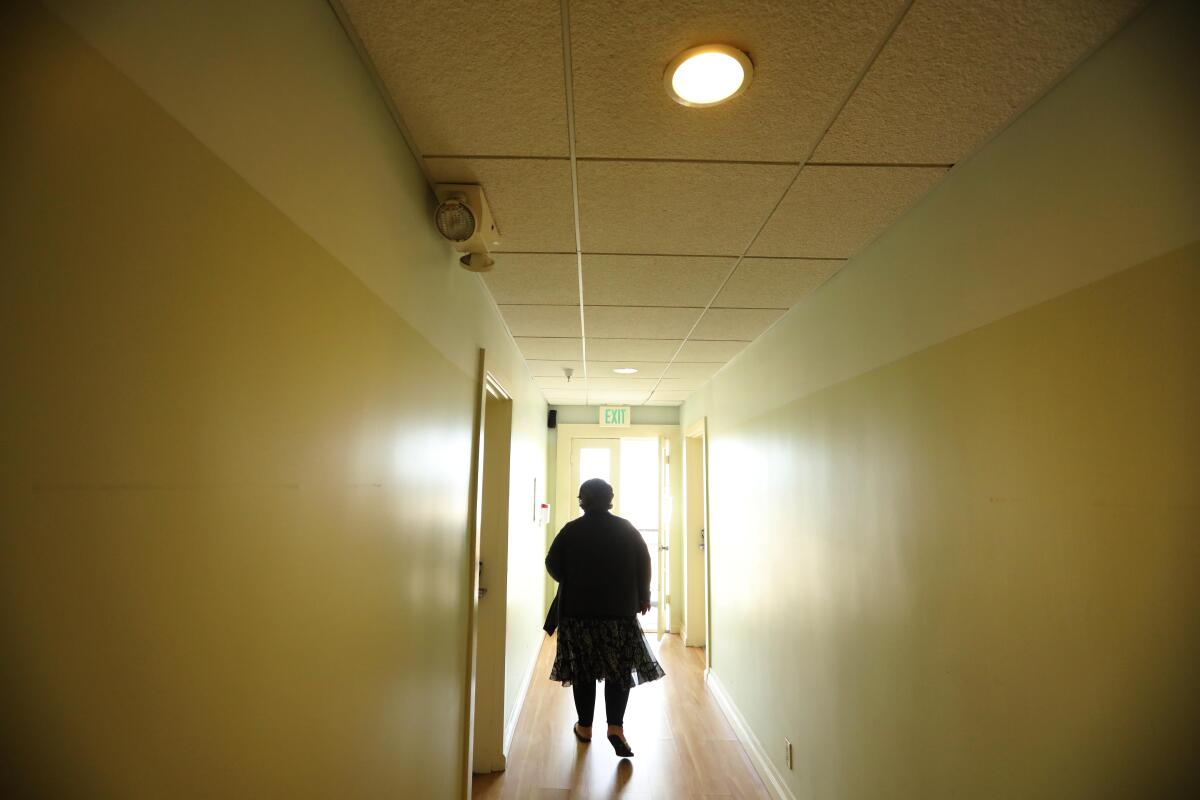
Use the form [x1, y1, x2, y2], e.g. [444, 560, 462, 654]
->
[706, 670, 797, 800]
[502, 638, 541, 759]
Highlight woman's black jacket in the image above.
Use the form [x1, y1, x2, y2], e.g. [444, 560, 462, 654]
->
[545, 510, 651, 620]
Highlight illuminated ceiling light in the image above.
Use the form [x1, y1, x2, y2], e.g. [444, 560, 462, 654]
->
[613, 367, 639, 375]
[665, 44, 753, 108]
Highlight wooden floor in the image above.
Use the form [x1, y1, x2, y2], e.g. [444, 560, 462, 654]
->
[472, 633, 770, 799]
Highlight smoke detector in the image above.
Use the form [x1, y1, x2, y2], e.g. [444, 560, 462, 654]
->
[433, 184, 500, 272]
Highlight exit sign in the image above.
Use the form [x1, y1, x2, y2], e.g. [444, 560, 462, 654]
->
[600, 406, 631, 427]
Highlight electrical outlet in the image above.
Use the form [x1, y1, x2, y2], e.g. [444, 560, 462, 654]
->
[784, 738, 793, 770]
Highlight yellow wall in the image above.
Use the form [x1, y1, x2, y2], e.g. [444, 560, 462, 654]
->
[1, 2, 547, 797]
[683, 1, 1199, 796]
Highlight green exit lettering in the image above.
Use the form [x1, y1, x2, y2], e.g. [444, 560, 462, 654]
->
[601, 406, 629, 426]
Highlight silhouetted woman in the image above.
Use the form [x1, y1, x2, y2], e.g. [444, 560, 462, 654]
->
[545, 478, 666, 758]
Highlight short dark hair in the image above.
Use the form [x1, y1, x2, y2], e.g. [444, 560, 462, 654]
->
[577, 478, 614, 511]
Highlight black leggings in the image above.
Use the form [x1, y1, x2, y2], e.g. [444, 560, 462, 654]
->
[572, 680, 630, 727]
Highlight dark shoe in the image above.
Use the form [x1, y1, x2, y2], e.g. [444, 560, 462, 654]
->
[607, 733, 634, 758]
[573, 723, 591, 743]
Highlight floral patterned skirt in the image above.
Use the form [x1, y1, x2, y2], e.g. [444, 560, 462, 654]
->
[550, 616, 666, 689]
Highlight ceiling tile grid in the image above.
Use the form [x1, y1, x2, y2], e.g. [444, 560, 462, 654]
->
[690, 307, 785, 342]
[341, 0, 568, 157]
[675, 340, 748, 362]
[497, 305, 581, 338]
[662, 362, 723, 380]
[713, 257, 845, 309]
[582, 254, 735, 307]
[567, 0, 909, 161]
[513, 337, 583, 361]
[576, 160, 796, 256]
[585, 339, 682, 362]
[583, 306, 703, 340]
[588, 361, 670, 379]
[525, 359, 584, 377]
[340, 0, 1146, 406]
[483, 253, 579, 304]
[812, 0, 1148, 164]
[749, 166, 949, 259]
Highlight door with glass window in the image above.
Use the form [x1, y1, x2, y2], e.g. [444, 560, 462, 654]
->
[617, 438, 662, 635]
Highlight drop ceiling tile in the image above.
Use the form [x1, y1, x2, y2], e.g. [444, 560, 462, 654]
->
[584, 377, 660, 390]
[577, 161, 795, 255]
[585, 339, 682, 361]
[484, 254, 579, 304]
[583, 255, 734, 307]
[589, 390, 652, 406]
[568, 0, 907, 161]
[691, 308, 784, 341]
[585, 306, 703, 339]
[713, 258, 844, 309]
[587, 362, 670, 379]
[649, 390, 693, 405]
[498, 305, 581, 337]
[545, 390, 590, 404]
[675, 340, 748, 361]
[340, 0, 567, 157]
[526, 360, 584, 377]
[663, 362, 722, 380]
[749, 166, 947, 258]
[813, 0, 1145, 164]
[656, 378, 706, 391]
[425, 158, 575, 252]
[515, 337, 583, 360]
[537, 376, 594, 390]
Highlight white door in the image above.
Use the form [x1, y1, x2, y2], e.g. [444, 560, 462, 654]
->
[616, 437, 662, 635]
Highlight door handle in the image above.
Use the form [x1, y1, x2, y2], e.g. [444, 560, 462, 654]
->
[699, 528, 705, 551]
[659, 545, 669, 551]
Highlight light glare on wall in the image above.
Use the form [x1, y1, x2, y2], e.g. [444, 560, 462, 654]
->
[665, 44, 753, 107]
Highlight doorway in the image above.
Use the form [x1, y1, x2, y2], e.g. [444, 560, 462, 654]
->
[684, 419, 710, 667]
[464, 366, 513, 784]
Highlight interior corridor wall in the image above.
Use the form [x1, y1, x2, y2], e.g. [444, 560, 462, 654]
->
[682, 1, 1199, 797]
[1, 2, 548, 797]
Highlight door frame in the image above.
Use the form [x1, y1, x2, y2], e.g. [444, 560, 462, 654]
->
[473, 376, 513, 773]
[553, 423, 683, 634]
[461, 350, 512, 797]
[684, 418, 712, 671]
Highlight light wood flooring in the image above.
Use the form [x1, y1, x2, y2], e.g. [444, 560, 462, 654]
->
[472, 633, 770, 799]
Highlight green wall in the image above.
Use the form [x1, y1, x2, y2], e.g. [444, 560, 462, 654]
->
[1, 2, 548, 797]
[683, 1, 1199, 797]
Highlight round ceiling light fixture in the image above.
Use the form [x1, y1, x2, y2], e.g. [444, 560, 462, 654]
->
[665, 44, 753, 107]
[613, 367, 639, 375]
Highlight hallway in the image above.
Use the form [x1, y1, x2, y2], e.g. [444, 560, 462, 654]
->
[4, 0, 1199, 798]
[474, 635, 768, 799]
